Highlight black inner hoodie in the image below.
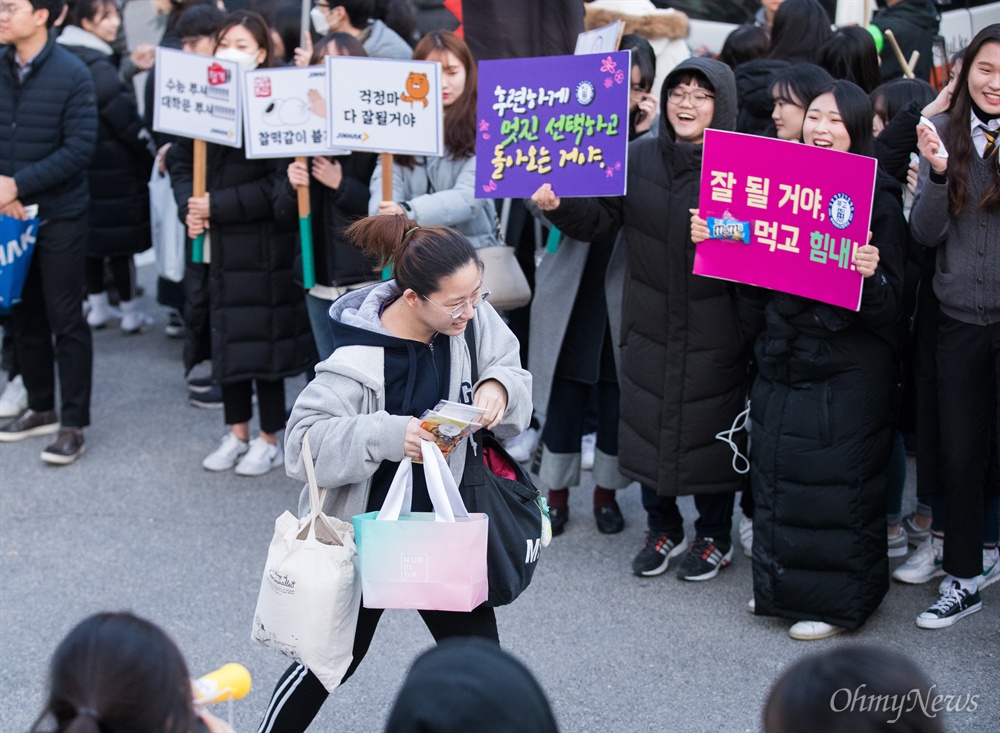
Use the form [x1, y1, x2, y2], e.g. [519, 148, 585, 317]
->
[330, 297, 451, 513]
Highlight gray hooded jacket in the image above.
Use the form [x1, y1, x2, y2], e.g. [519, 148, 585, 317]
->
[286, 282, 532, 520]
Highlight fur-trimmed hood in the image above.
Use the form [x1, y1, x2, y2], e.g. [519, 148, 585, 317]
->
[585, 2, 688, 41]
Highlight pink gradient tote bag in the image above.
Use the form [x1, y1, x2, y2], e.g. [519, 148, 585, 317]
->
[353, 441, 489, 612]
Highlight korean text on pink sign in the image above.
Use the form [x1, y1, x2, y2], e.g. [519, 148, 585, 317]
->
[693, 130, 877, 312]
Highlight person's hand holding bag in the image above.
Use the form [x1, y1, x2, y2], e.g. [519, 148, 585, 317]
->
[473, 379, 507, 430]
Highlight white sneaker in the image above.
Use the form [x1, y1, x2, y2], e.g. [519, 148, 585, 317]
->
[505, 426, 539, 464]
[739, 515, 753, 558]
[940, 549, 1000, 594]
[887, 526, 909, 558]
[120, 304, 154, 335]
[747, 596, 756, 614]
[894, 535, 945, 585]
[86, 292, 114, 328]
[0, 375, 28, 418]
[235, 437, 283, 477]
[788, 620, 846, 640]
[202, 432, 249, 471]
[981, 550, 1000, 592]
[580, 432, 596, 471]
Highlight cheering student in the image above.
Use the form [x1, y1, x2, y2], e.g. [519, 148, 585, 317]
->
[275, 31, 377, 361]
[694, 79, 908, 640]
[167, 10, 316, 477]
[534, 58, 753, 583]
[256, 216, 530, 733]
[910, 25, 1000, 629]
[58, 0, 157, 335]
[369, 30, 498, 249]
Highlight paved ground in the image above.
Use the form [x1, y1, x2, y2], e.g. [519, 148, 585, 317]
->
[1, 263, 997, 733]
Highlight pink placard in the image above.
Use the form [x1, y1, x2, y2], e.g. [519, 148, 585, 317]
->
[693, 130, 877, 311]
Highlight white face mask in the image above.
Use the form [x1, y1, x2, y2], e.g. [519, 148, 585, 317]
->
[310, 5, 330, 35]
[215, 47, 260, 71]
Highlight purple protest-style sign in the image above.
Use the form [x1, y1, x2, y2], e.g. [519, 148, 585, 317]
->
[693, 130, 877, 312]
[475, 51, 630, 199]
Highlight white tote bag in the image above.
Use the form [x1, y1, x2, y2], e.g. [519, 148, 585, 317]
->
[148, 158, 186, 283]
[251, 434, 361, 692]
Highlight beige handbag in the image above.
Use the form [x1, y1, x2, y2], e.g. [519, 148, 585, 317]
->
[479, 207, 532, 310]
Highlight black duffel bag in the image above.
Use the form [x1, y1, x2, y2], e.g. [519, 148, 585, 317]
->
[461, 325, 543, 606]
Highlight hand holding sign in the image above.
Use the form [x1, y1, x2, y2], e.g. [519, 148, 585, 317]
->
[531, 183, 561, 211]
[311, 157, 342, 190]
[916, 122, 949, 174]
[689, 208, 708, 244]
[852, 233, 879, 278]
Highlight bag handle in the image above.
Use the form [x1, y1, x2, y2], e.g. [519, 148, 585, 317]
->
[301, 432, 326, 521]
[420, 440, 470, 521]
[376, 457, 414, 521]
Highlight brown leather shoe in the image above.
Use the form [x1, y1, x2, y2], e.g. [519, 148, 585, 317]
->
[0, 409, 59, 442]
[41, 428, 86, 465]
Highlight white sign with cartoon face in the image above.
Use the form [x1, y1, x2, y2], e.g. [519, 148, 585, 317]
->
[326, 56, 443, 157]
[243, 66, 347, 159]
[153, 47, 242, 148]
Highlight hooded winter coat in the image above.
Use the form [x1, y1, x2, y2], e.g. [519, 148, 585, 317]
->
[383, 638, 560, 733]
[166, 139, 316, 382]
[872, 0, 939, 82]
[58, 26, 154, 258]
[545, 57, 754, 497]
[285, 281, 532, 523]
[750, 170, 908, 630]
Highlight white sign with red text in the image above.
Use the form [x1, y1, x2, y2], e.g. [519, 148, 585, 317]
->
[153, 47, 242, 148]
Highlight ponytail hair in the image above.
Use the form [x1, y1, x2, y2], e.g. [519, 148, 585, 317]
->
[346, 215, 481, 297]
[31, 612, 197, 733]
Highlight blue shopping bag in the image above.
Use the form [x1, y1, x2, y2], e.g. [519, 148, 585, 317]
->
[0, 214, 39, 311]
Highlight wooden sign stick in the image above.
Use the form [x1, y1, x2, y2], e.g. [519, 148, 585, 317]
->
[884, 29, 915, 79]
[907, 50, 921, 77]
[295, 156, 316, 288]
[381, 152, 393, 203]
[191, 138, 209, 263]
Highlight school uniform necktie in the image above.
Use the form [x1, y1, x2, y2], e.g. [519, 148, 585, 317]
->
[981, 125, 998, 160]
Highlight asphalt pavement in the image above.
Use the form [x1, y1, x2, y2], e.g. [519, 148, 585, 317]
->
[0, 262, 997, 733]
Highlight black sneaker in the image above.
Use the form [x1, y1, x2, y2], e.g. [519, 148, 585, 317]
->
[916, 580, 982, 629]
[676, 537, 734, 581]
[187, 376, 214, 394]
[165, 310, 184, 338]
[189, 383, 223, 409]
[632, 531, 686, 576]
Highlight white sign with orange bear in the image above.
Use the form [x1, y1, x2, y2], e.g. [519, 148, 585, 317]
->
[325, 57, 443, 157]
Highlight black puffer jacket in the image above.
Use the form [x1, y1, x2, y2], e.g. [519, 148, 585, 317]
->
[750, 171, 908, 630]
[734, 58, 788, 136]
[59, 27, 154, 257]
[0, 33, 97, 220]
[546, 57, 753, 497]
[272, 152, 377, 288]
[167, 139, 316, 382]
[872, 0, 939, 82]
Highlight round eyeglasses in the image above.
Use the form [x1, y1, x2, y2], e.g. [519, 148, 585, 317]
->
[422, 289, 491, 319]
[667, 88, 715, 107]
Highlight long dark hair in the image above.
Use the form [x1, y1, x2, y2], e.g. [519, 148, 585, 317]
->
[719, 24, 769, 69]
[943, 25, 1000, 217]
[767, 0, 832, 64]
[69, 0, 115, 27]
[346, 215, 481, 297]
[807, 79, 875, 157]
[818, 26, 881, 95]
[311, 31, 367, 64]
[214, 10, 274, 68]
[413, 30, 477, 160]
[30, 612, 198, 733]
[771, 64, 834, 109]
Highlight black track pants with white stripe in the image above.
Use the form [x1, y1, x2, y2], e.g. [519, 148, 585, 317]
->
[256, 603, 499, 733]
